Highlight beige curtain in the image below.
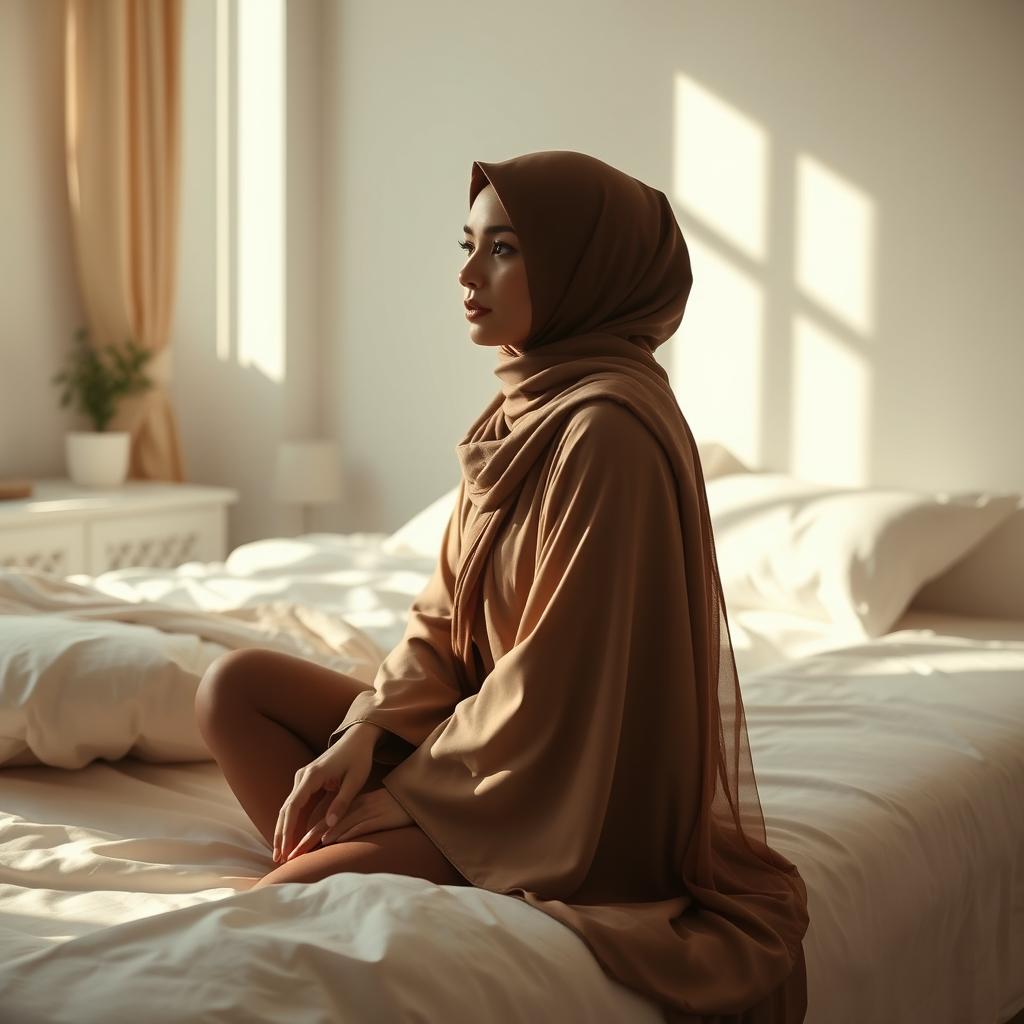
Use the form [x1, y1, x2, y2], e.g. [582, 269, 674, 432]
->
[64, 0, 186, 481]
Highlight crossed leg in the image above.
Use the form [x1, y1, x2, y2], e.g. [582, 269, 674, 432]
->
[193, 647, 471, 889]
[248, 825, 468, 889]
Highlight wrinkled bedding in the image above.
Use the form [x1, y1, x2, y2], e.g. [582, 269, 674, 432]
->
[0, 533, 1022, 1023]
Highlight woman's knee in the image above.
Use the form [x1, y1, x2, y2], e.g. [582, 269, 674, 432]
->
[195, 648, 372, 756]
[194, 648, 272, 728]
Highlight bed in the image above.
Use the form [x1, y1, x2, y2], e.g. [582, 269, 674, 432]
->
[1, 461, 1022, 1024]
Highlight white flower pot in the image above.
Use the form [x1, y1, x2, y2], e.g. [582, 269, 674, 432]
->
[65, 431, 131, 488]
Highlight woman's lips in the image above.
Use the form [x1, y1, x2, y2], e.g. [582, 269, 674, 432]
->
[465, 307, 492, 321]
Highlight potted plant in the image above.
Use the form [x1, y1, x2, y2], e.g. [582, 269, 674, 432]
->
[51, 326, 155, 487]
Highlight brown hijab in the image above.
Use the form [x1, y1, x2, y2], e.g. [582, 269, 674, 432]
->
[360, 150, 810, 1021]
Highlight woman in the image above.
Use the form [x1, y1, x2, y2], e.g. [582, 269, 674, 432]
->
[195, 150, 810, 1023]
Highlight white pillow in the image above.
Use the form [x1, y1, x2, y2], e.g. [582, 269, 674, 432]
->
[0, 615, 226, 769]
[380, 484, 460, 559]
[379, 440, 750, 560]
[696, 439, 751, 480]
[706, 473, 1020, 638]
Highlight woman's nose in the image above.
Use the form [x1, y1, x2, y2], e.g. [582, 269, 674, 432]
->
[458, 265, 479, 288]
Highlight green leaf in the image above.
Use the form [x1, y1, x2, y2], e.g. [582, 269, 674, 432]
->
[53, 326, 155, 428]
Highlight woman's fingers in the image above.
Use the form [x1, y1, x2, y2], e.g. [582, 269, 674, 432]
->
[271, 743, 374, 862]
[285, 790, 336, 860]
[326, 816, 383, 845]
[320, 790, 404, 845]
[275, 767, 320, 862]
[321, 775, 364, 833]
[287, 819, 330, 861]
[321, 801, 383, 845]
[318, 793, 370, 846]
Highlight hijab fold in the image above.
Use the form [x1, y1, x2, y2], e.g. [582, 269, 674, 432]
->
[333, 151, 810, 1022]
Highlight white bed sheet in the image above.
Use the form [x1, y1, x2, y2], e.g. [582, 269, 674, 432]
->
[0, 533, 1021, 1023]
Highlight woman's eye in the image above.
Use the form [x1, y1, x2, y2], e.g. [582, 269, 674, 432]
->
[457, 239, 515, 256]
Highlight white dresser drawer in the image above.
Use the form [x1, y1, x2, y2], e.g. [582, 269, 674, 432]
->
[86, 506, 226, 572]
[0, 523, 88, 576]
[0, 479, 237, 577]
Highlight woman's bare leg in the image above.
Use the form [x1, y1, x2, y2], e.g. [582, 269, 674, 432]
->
[250, 824, 470, 889]
[194, 647, 369, 846]
[194, 647, 471, 888]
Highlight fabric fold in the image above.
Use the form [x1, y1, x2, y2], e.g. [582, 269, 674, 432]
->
[385, 402, 700, 899]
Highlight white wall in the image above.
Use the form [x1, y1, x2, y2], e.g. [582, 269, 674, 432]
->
[322, 0, 1024, 531]
[172, 0, 325, 545]
[2, 0, 1022, 553]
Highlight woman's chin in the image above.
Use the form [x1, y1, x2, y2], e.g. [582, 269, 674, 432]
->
[468, 326, 504, 347]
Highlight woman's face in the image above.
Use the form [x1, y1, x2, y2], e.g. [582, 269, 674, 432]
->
[458, 183, 532, 352]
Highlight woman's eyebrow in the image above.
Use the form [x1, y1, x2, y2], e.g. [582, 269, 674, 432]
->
[462, 224, 518, 236]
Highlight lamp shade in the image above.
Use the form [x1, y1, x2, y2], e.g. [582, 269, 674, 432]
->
[273, 439, 342, 504]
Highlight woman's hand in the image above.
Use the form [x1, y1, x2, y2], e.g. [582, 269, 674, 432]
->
[274, 723, 380, 864]
[319, 787, 413, 845]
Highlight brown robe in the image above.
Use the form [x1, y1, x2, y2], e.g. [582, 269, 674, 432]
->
[329, 152, 809, 1022]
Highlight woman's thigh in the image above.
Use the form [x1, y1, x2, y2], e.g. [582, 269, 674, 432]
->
[251, 825, 472, 889]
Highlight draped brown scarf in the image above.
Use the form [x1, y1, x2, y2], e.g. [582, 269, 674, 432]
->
[334, 150, 810, 1022]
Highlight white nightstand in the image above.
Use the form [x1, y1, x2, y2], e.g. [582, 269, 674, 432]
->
[0, 478, 239, 577]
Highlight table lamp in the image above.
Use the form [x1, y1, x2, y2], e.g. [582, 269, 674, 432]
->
[272, 439, 343, 535]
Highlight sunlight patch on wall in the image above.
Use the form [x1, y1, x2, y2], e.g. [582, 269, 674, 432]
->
[672, 237, 764, 468]
[794, 155, 876, 336]
[671, 72, 878, 484]
[215, 0, 232, 363]
[235, 0, 286, 383]
[670, 73, 767, 466]
[790, 314, 871, 486]
[672, 73, 769, 262]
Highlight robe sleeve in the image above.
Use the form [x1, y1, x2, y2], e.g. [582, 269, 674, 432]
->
[327, 479, 467, 766]
[382, 402, 693, 892]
